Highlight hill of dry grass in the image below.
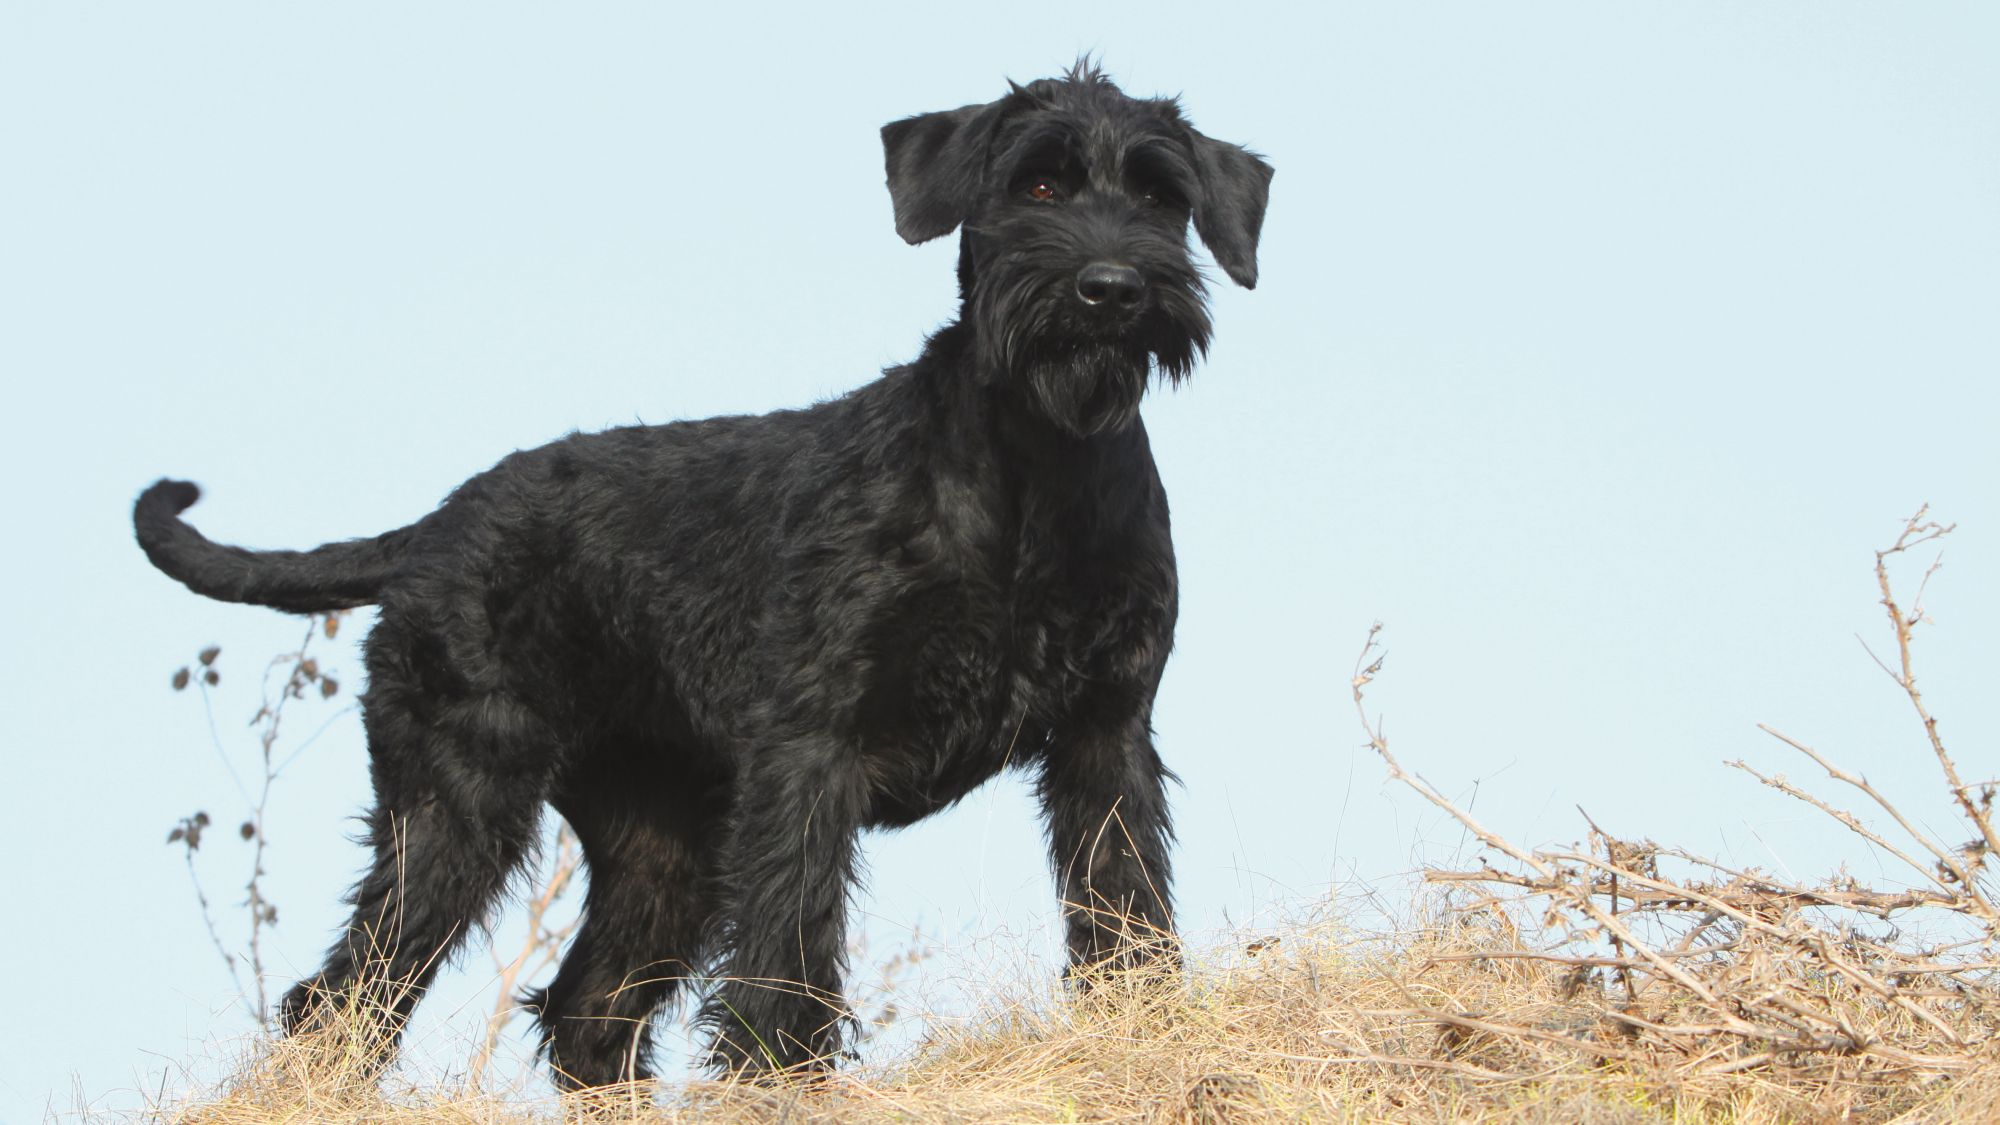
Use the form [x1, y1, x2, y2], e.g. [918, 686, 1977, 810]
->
[156, 912, 2000, 1124]
[146, 512, 1995, 1123]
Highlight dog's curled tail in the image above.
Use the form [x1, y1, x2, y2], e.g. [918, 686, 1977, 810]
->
[134, 479, 414, 613]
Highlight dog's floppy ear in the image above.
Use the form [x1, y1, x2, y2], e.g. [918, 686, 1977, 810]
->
[1188, 131, 1273, 289]
[882, 99, 1006, 245]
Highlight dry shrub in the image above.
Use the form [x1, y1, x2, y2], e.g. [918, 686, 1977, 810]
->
[1349, 508, 2000, 1123]
[152, 510, 1995, 1123]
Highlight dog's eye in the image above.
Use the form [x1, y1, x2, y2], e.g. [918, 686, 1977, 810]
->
[1027, 179, 1060, 203]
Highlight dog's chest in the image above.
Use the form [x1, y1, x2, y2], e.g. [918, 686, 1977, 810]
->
[856, 491, 1173, 825]
[857, 578, 1110, 826]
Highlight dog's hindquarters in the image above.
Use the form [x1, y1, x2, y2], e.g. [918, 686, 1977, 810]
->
[281, 602, 559, 1051]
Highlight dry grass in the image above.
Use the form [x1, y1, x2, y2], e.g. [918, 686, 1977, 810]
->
[149, 510, 1996, 1123]
[151, 918, 2000, 1124]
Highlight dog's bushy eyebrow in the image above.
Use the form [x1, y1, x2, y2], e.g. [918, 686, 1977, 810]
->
[997, 112, 1196, 192]
[1122, 136, 1199, 195]
[998, 118, 1083, 176]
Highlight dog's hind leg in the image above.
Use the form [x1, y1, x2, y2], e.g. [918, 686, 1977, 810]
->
[280, 674, 550, 1061]
[530, 756, 724, 1089]
[698, 738, 870, 1075]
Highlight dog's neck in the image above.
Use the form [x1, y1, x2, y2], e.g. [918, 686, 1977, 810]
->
[927, 313, 1160, 445]
[908, 322, 1155, 513]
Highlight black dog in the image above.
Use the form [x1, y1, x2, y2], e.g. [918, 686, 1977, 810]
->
[134, 62, 1270, 1087]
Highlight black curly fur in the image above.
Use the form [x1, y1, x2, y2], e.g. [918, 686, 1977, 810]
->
[134, 66, 1271, 1087]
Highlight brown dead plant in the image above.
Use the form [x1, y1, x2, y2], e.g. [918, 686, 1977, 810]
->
[1355, 506, 1998, 1114]
[168, 610, 353, 1027]
[472, 820, 584, 1085]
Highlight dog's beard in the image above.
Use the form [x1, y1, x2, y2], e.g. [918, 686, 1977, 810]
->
[976, 276, 1212, 438]
[1020, 340, 1153, 437]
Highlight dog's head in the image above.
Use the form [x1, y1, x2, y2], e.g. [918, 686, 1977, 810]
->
[882, 62, 1272, 437]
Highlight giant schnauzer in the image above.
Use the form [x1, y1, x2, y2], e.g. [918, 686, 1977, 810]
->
[134, 61, 1271, 1087]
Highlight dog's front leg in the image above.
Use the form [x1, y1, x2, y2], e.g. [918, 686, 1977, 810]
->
[1036, 711, 1178, 975]
[700, 739, 868, 1076]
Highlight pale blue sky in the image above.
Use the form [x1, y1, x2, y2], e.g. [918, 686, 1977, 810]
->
[4, 3, 1996, 1118]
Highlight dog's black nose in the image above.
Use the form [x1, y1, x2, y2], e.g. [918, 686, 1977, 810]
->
[1075, 262, 1145, 309]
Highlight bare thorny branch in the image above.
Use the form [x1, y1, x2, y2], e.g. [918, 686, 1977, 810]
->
[169, 611, 350, 1028]
[1350, 509, 1998, 1087]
